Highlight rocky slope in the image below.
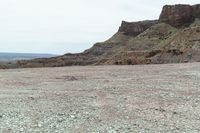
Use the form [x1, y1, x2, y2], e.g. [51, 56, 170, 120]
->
[15, 4, 200, 68]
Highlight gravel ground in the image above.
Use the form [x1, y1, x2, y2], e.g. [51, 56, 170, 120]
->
[0, 63, 200, 133]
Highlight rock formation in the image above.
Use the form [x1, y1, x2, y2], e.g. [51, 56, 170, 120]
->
[159, 4, 200, 27]
[193, 4, 200, 18]
[118, 20, 158, 36]
[4, 4, 200, 68]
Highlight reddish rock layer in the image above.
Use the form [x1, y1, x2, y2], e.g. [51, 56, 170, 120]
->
[159, 4, 200, 27]
[118, 20, 158, 36]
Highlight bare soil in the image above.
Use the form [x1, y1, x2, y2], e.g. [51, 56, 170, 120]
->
[0, 63, 200, 132]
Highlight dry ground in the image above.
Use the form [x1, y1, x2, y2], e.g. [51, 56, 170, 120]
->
[0, 63, 200, 133]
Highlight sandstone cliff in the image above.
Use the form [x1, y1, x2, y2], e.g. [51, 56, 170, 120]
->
[118, 20, 158, 36]
[159, 4, 200, 27]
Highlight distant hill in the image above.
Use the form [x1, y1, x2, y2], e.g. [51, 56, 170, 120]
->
[0, 52, 57, 61]
[0, 53, 58, 69]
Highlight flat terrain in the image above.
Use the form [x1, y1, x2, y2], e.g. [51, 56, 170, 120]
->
[0, 63, 200, 133]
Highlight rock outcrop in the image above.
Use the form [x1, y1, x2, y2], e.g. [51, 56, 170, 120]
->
[118, 20, 158, 36]
[159, 4, 200, 27]
[193, 4, 200, 18]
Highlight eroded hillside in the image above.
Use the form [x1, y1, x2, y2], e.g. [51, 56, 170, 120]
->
[14, 4, 200, 68]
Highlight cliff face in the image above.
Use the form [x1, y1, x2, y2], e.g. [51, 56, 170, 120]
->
[11, 4, 200, 68]
[159, 4, 200, 27]
[118, 20, 158, 36]
[193, 4, 200, 18]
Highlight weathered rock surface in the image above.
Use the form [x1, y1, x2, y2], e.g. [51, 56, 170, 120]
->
[118, 20, 158, 36]
[159, 4, 200, 27]
[193, 4, 200, 18]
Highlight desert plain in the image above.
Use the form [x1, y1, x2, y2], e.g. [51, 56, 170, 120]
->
[0, 63, 200, 132]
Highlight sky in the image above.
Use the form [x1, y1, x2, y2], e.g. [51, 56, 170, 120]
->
[0, 0, 199, 54]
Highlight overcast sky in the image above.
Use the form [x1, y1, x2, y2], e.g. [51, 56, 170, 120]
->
[0, 0, 199, 54]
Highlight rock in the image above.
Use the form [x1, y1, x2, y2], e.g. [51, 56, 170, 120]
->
[57, 118, 64, 123]
[38, 123, 42, 127]
[19, 127, 24, 132]
[159, 4, 194, 27]
[159, 4, 200, 27]
[193, 4, 200, 18]
[118, 20, 158, 36]
[70, 115, 75, 118]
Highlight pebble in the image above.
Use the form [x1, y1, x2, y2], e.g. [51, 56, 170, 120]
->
[38, 123, 42, 127]
[70, 115, 75, 118]
[19, 127, 24, 132]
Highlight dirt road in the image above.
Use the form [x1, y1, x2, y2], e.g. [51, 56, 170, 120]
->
[0, 63, 200, 132]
